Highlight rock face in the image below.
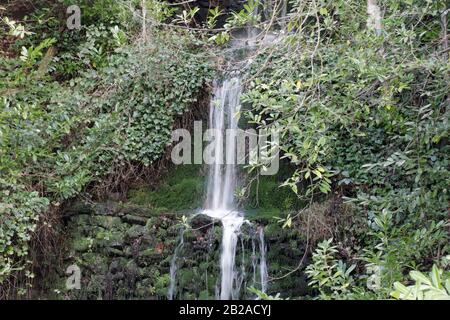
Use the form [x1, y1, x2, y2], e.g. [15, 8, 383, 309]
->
[59, 200, 309, 300]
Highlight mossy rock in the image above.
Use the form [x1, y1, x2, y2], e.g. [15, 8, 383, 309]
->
[95, 230, 125, 248]
[138, 248, 162, 264]
[122, 214, 148, 226]
[246, 208, 282, 223]
[126, 224, 147, 240]
[128, 164, 204, 211]
[135, 278, 155, 298]
[81, 252, 109, 274]
[106, 247, 128, 257]
[84, 274, 106, 298]
[72, 236, 94, 252]
[91, 215, 124, 229]
[264, 222, 283, 240]
[178, 268, 196, 288]
[138, 266, 157, 279]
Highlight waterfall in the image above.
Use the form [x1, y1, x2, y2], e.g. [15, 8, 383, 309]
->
[167, 0, 283, 300]
[167, 229, 184, 300]
[202, 77, 245, 300]
[205, 77, 242, 211]
[199, 0, 280, 301]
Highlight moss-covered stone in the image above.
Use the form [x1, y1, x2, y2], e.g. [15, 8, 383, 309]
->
[57, 159, 311, 300]
[126, 225, 147, 240]
[72, 236, 94, 252]
[122, 214, 148, 226]
[128, 165, 205, 211]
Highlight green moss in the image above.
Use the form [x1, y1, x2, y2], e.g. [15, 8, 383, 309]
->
[126, 225, 147, 239]
[244, 174, 304, 221]
[81, 253, 109, 274]
[247, 177, 295, 209]
[72, 236, 94, 252]
[128, 165, 204, 211]
[91, 216, 123, 229]
[153, 178, 203, 210]
[246, 207, 281, 223]
[264, 222, 283, 238]
[140, 248, 157, 257]
[95, 230, 124, 247]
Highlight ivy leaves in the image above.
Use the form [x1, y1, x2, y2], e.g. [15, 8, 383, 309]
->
[0, 29, 212, 290]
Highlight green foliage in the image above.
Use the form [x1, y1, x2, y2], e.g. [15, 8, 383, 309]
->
[305, 239, 356, 299]
[2, 17, 33, 39]
[391, 264, 450, 300]
[1, 13, 211, 291]
[243, 0, 449, 298]
[0, 187, 49, 284]
[248, 286, 284, 300]
[5, 0, 136, 79]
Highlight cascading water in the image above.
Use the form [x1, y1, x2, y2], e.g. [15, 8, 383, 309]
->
[166, 0, 292, 300]
[201, 67, 270, 300]
[202, 77, 245, 300]
[167, 229, 184, 300]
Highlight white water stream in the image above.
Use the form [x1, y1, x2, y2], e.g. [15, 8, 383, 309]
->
[202, 77, 245, 300]
[167, 0, 290, 300]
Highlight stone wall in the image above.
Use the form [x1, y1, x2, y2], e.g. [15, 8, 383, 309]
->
[57, 200, 309, 299]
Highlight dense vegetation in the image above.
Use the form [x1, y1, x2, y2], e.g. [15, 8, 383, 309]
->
[243, 0, 450, 299]
[1, 0, 449, 300]
[1, 0, 212, 297]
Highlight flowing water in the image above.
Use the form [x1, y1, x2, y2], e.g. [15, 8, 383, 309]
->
[167, 229, 184, 300]
[202, 77, 246, 300]
[167, 0, 294, 300]
[167, 76, 270, 300]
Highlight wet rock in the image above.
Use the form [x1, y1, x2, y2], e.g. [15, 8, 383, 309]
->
[190, 214, 214, 230]
[118, 204, 156, 217]
[62, 196, 309, 300]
